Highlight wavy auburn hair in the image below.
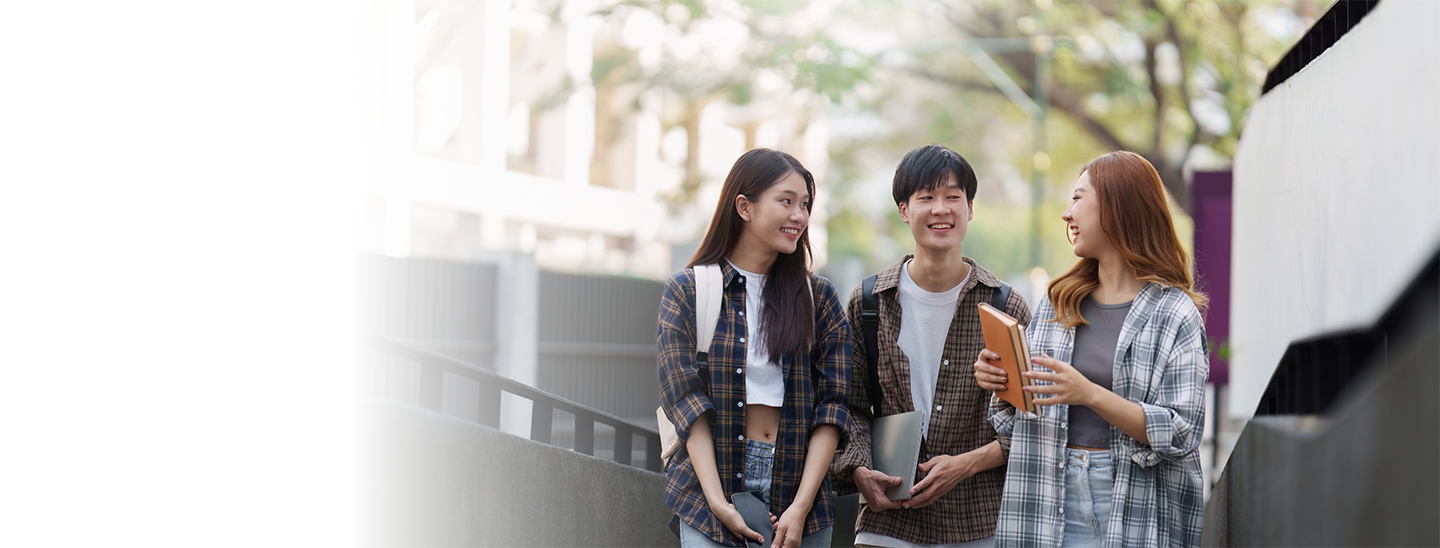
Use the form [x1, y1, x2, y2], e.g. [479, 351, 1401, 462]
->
[1048, 151, 1207, 328]
[689, 148, 816, 359]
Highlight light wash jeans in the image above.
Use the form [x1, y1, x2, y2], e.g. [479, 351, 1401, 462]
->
[680, 439, 834, 548]
[855, 531, 994, 547]
[1059, 448, 1113, 548]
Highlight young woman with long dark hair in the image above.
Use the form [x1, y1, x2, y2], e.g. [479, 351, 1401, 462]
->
[658, 148, 850, 548]
[975, 151, 1209, 547]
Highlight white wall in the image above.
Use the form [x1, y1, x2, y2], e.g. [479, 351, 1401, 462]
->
[1229, 0, 1440, 419]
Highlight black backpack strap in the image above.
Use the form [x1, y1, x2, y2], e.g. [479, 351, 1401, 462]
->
[861, 274, 882, 416]
[991, 280, 1012, 313]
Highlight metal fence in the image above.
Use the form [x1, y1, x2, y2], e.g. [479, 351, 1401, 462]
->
[536, 270, 663, 423]
[1263, 0, 1380, 93]
[358, 254, 498, 369]
[358, 253, 666, 466]
[1204, 248, 1439, 545]
[361, 333, 663, 472]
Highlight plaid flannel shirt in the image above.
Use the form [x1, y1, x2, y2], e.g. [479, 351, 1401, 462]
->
[830, 256, 1032, 544]
[658, 262, 851, 547]
[990, 283, 1208, 547]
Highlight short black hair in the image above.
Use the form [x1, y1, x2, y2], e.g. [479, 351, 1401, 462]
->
[891, 144, 978, 206]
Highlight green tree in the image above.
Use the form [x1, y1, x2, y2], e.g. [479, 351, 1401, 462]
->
[908, 0, 1328, 212]
[823, 0, 1323, 280]
[590, 0, 874, 208]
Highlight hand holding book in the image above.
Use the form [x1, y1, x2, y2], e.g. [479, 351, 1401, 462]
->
[973, 349, 1011, 392]
[976, 303, 1038, 415]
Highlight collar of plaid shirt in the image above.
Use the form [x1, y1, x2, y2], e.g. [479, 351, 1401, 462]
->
[657, 261, 851, 546]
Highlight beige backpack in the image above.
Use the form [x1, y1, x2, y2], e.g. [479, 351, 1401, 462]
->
[656, 264, 724, 462]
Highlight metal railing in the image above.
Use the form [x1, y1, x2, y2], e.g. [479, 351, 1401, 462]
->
[1253, 248, 1439, 416]
[1263, 0, 1380, 94]
[363, 333, 664, 473]
[1204, 247, 1439, 545]
[360, 254, 664, 424]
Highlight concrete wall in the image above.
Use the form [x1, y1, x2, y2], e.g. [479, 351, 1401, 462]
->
[1201, 305, 1439, 546]
[1229, 0, 1440, 419]
[361, 402, 677, 547]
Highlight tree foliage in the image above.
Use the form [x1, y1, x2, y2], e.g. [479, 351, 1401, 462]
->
[582, 0, 1323, 276]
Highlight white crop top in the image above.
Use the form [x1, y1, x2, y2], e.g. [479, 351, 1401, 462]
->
[730, 263, 784, 407]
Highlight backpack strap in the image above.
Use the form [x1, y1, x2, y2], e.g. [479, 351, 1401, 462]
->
[659, 264, 725, 468]
[861, 274, 882, 416]
[693, 264, 724, 373]
[991, 280, 1011, 314]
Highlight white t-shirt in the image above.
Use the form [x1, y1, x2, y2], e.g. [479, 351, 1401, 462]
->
[897, 259, 968, 439]
[730, 264, 784, 407]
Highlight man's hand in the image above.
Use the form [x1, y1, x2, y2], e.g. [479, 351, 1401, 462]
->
[903, 453, 977, 509]
[851, 466, 904, 513]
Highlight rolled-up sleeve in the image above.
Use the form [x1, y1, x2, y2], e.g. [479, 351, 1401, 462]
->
[1132, 311, 1209, 468]
[809, 277, 851, 451]
[988, 394, 1018, 438]
[658, 272, 713, 443]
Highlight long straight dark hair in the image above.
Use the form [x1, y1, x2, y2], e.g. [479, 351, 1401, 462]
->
[688, 148, 816, 360]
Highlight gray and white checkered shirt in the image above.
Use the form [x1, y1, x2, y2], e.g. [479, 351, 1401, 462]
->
[990, 283, 1208, 547]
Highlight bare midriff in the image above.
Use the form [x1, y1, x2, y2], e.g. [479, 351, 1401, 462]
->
[745, 404, 781, 443]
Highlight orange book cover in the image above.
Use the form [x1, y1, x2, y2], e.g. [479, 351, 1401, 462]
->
[978, 302, 1037, 415]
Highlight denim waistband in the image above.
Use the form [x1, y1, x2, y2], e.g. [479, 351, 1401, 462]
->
[1066, 447, 1112, 467]
[745, 438, 776, 459]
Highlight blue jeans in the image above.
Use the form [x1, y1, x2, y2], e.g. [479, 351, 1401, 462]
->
[1060, 448, 1113, 548]
[680, 439, 834, 548]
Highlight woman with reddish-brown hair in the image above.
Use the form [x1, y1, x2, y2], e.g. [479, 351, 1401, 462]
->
[974, 150, 1209, 547]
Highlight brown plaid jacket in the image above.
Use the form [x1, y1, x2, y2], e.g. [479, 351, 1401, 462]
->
[830, 255, 1032, 544]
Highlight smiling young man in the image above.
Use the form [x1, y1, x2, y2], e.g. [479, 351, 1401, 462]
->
[831, 145, 1031, 548]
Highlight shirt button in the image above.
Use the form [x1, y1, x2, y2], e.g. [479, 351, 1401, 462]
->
[738, 277, 744, 284]
[739, 310, 745, 317]
[738, 435, 744, 441]
[737, 473, 743, 478]
[740, 337, 746, 343]
[1059, 508, 1064, 515]
[736, 368, 743, 374]
[737, 402, 744, 408]
[935, 405, 942, 411]
[943, 359, 949, 365]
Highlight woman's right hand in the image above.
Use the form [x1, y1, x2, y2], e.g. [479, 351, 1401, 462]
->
[710, 499, 763, 544]
[974, 349, 1008, 392]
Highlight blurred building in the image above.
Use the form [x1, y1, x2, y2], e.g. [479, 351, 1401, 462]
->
[357, 0, 830, 280]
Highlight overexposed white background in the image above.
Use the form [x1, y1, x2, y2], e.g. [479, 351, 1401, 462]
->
[1, 1, 362, 544]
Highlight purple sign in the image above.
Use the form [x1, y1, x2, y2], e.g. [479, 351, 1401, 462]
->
[1192, 171, 1231, 386]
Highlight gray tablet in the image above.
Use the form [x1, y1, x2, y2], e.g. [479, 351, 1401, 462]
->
[731, 492, 774, 548]
[870, 410, 925, 501]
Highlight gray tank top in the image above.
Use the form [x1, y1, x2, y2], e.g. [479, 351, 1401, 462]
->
[1067, 296, 1132, 448]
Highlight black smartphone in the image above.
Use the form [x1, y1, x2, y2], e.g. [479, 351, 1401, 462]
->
[730, 492, 775, 548]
